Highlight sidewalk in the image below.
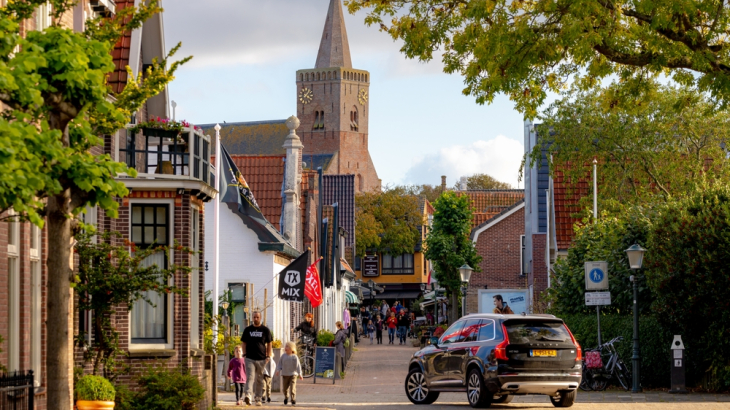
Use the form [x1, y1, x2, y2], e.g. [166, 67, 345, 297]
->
[219, 339, 730, 409]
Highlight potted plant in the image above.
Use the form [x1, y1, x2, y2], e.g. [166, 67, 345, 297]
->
[76, 375, 116, 410]
[130, 117, 183, 138]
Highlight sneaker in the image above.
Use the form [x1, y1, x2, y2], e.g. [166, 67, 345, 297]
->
[245, 397, 251, 406]
[284, 399, 288, 405]
[292, 401, 296, 406]
[255, 401, 262, 407]
[236, 401, 241, 406]
[267, 397, 271, 403]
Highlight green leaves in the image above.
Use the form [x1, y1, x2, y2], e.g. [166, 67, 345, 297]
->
[355, 187, 423, 257]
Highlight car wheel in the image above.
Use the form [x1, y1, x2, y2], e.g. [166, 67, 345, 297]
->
[493, 394, 513, 404]
[405, 368, 439, 405]
[550, 390, 577, 408]
[466, 368, 492, 408]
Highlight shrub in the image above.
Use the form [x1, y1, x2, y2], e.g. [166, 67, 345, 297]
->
[75, 375, 116, 402]
[317, 329, 335, 347]
[134, 366, 205, 410]
[113, 383, 135, 410]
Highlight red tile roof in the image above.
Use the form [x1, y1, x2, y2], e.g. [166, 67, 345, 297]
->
[109, 0, 135, 94]
[553, 169, 590, 250]
[458, 190, 525, 229]
[229, 155, 285, 230]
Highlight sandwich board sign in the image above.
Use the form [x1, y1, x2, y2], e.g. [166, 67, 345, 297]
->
[585, 261, 609, 291]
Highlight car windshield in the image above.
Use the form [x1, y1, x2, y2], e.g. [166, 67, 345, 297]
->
[505, 321, 570, 344]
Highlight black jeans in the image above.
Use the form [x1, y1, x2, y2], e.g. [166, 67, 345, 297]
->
[235, 382, 245, 402]
[376, 331, 383, 344]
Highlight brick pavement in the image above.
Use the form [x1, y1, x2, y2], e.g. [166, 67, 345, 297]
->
[219, 340, 730, 409]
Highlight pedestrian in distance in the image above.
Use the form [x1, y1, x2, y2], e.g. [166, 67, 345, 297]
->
[227, 345, 247, 406]
[396, 308, 410, 345]
[262, 352, 277, 403]
[381, 300, 390, 317]
[241, 311, 273, 406]
[292, 312, 317, 339]
[367, 320, 375, 345]
[333, 321, 348, 372]
[360, 306, 370, 337]
[275, 341, 303, 406]
[386, 311, 397, 344]
[375, 315, 384, 344]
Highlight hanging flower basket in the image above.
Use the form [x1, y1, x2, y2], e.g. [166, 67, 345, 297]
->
[141, 127, 180, 139]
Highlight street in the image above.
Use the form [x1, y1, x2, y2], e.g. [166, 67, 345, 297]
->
[219, 341, 730, 410]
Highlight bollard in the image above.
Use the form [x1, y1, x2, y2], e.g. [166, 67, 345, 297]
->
[669, 335, 687, 394]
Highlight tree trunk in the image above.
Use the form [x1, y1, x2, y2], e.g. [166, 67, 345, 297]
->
[449, 291, 460, 324]
[46, 190, 73, 410]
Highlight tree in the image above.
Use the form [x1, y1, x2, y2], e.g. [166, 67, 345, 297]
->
[347, 0, 730, 117]
[424, 191, 481, 323]
[355, 187, 423, 257]
[75, 231, 191, 379]
[0, 2, 189, 407]
[455, 173, 512, 190]
[531, 84, 730, 205]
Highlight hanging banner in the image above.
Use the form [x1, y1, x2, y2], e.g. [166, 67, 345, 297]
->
[278, 250, 309, 302]
[305, 257, 324, 308]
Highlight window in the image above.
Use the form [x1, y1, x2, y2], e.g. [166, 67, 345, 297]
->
[190, 207, 201, 349]
[477, 319, 496, 342]
[228, 283, 247, 333]
[350, 108, 359, 131]
[520, 235, 526, 276]
[30, 224, 41, 386]
[505, 321, 571, 344]
[313, 111, 325, 130]
[131, 204, 169, 344]
[381, 254, 414, 275]
[461, 319, 482, 342]
[439, 320, 465, 346]
[7, 213, 19, 371]
[35, 2, 52, 31]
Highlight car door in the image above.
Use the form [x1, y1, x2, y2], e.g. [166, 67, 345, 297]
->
[425, 320, 465, 386]
[449, 319, 481, 384]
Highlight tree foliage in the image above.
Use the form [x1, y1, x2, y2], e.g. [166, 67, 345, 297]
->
[75, 231, 191, 379]
[532, 84, 730, 205]
[424, 191, 481, 322]
[355, 187, 423, 257]
[347, 0, 730, 117]
[456, 173, 512, 190]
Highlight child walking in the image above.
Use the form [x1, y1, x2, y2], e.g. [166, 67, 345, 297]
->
[375, 315, 383, 344]
[227, 346, 247, 406]
[276, 341, 303, 406]
[367, 320, 375, 344]
[262, 352, 277, 403]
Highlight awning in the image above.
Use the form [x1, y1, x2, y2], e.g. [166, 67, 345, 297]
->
[345, 290, 359, 304]
[376, 290, 422, 300]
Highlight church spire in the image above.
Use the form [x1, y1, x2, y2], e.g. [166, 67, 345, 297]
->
[315, 0, 352, 68]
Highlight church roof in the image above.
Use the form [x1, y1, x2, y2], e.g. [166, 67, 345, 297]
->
[199, 120, 288, 156]
[315, 0, 352, 68]
[302, 153, 335, 172]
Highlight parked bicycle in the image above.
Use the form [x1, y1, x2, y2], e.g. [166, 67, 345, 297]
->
[580, 336, 632, 391]
[296, 334, 316, 378]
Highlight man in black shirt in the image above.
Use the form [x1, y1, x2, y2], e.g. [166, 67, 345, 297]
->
[396, 309, 411, 345]
[241, 311, 273, 406]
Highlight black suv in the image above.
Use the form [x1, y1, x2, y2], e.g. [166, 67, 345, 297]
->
[405, 314, 582, 408]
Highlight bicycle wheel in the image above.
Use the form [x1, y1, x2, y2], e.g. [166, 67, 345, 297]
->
[301, 355, 315, 378]
[579, 365, 593, 392]
[591, 376, 608, 392]
[614, 360, 631, 390]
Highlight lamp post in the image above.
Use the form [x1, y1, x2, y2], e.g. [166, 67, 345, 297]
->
[221, 301, 230, 391]
[625, 244, 646, 393]
[367, 279, 375, 303]
[459, 264, 473, 318]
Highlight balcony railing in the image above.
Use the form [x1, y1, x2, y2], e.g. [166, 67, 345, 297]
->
[120, 126, 212, 186]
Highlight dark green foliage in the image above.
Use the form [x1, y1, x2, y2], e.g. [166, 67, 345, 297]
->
[560, 314, 671, 388]
[112, 383, 135, 410]
[317, 329, 335, 347]
[75, 375, 116, 401]
[356, 187, 423, 257]
[133, 366, 205, 410]
[647, 184, 730, 390]
[545, 211, 653, 316]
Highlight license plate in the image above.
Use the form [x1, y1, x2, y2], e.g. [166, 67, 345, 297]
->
[531, 349, 557, 357]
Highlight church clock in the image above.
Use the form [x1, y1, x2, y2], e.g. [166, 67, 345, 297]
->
[358, 89, 368, 105]
[299, 87, 313, 104]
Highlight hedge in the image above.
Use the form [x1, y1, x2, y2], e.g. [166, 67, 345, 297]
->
[561, 314, 672, 388]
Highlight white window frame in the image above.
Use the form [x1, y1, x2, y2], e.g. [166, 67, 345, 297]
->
[128, 199, 174, 350]
[35, 2, 52, 31]
[520, 235, 526, 276]
[30, 224, 41, 386]
[7, 210, 20, 371]
[190, 205, 201, 349]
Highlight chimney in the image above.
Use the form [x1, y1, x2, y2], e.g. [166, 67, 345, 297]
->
[283, 115, 303, 249]
[441, 176, 447, 193]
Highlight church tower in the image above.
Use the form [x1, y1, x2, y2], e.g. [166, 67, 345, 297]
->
[296, 0, 379, 192]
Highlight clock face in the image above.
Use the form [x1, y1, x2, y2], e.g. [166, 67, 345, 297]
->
[358, 89, 368, 105]
[299, 87, 313, 104]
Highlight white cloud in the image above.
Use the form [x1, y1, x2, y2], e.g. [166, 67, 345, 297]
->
[403, 136, 524, 188]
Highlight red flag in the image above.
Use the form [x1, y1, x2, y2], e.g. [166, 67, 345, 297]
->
[305, 258, 323, 308]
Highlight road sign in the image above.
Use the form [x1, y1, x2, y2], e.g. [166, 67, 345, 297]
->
[585, 291, 611, 306]
[585, 261, 609, 290]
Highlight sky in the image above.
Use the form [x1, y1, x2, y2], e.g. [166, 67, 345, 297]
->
[162, 0, 527, 188]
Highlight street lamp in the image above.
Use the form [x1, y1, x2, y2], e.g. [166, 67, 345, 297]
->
[420, 283, 426, 292]
[221, 301, 230, 391]
[625, 244, 646, 393]
[459, 264, 473, 318]
[367, 279, 375, 302]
